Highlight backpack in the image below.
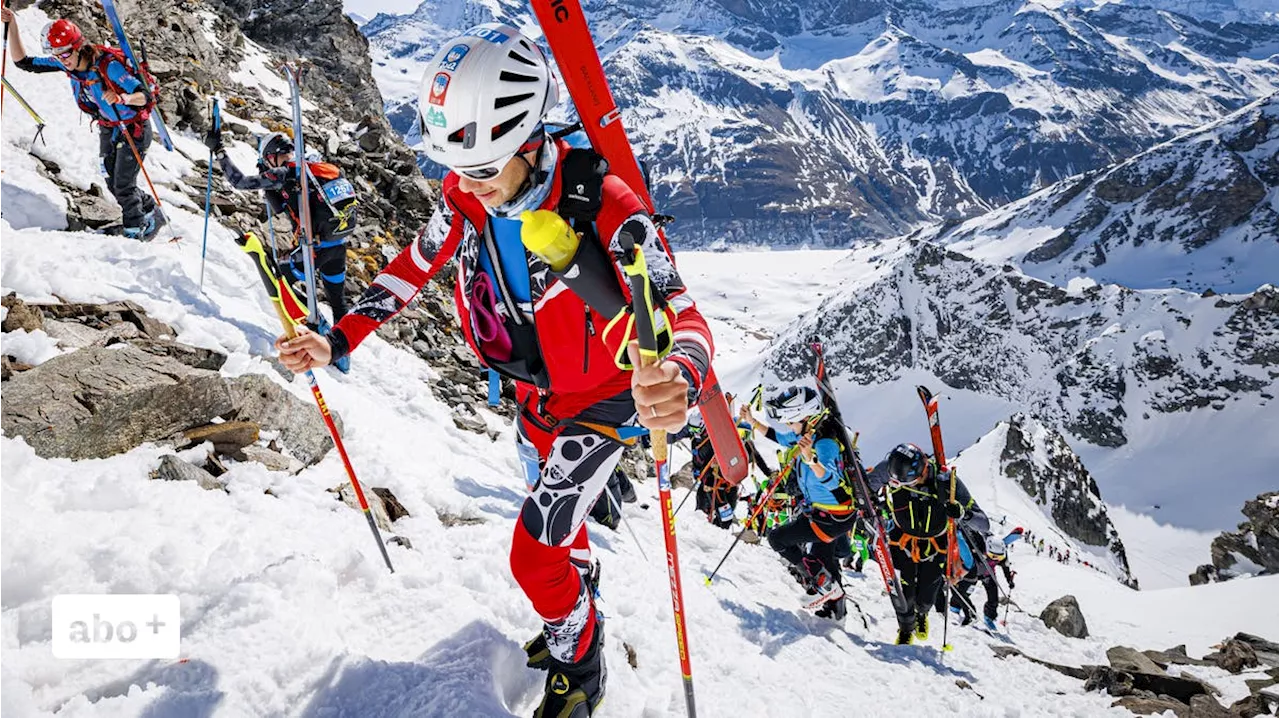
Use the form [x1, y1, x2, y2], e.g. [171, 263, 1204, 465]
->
[549, 122, 674, 231]
[281, 161, 359, 244]
[76, 45, 160, 126]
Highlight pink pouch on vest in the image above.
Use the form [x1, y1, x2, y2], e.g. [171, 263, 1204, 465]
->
[470, 275, 513, 362]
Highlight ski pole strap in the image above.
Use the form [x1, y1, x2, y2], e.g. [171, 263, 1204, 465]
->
[617, 229, 663, 363]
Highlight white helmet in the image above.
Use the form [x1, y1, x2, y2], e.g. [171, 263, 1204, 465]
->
[765, 385, 823, 425]
[417, 24, 560, 180]
[986, 536, 1007, 559]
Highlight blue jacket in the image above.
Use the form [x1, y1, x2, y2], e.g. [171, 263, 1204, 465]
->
[773, 428, 847, 511]
[23, 54, 143, 125]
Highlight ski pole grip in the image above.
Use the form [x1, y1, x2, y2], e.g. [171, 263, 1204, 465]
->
[618, 229, 659, 363]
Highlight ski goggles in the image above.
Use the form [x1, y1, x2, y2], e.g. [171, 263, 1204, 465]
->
[53, 47, 77, 61]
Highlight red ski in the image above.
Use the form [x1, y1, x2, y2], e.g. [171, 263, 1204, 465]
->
[531, 0, 748, 487]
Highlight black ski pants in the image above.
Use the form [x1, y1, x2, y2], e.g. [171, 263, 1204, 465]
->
[99, 123, 154, 228]
[768, 509, 857, 582]
[948, 574, 999, 621]
[890, 544, 946, 628]
[286, 244, 349, 321]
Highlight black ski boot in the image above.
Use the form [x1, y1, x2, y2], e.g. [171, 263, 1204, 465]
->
[895, 613, 916, 645]
[815, 595, 847, 622]
[534, 622, 606, 718]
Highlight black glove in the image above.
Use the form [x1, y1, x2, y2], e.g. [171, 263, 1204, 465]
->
[203, 126, 223, 154]
[944, 500, 964, 520]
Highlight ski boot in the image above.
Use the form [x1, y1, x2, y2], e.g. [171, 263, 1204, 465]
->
[815, 595, 847, 623]
[527, 562, 601, 670]
[914, 612, 929, 642]
[983, 616, 998, 632]
[895, 619, 915, 646]
[800, 558, 845, 610]
[122, 208, 165, 242]
[534, 621, 606, 718]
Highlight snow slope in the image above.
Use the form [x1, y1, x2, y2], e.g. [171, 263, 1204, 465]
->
[2, 9, 1277, 714]
[2, 223, 1277, 715]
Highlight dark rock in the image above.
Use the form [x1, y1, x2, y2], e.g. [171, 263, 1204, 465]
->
[388, 535, 413, 549]
[624, 642, 638, 670]
[371, 487, 410, 523]
[1109, 646, 1165, 675]
[1232, 634, 1279, 668]
[1, 355, 34, 381]
[183, 421, 260, 453]
[1086, 665, 1135, 696]
[1229, 692, 1276, 717]
[1195, 492, 1278, 583]
[1, 294, 43, 332]
[1111, 695, 1189, 717]
[1188, 695, 1232, 718]
[1, 345, 233, 460]
[1040, 595, 1089, 638]
[236, 445, 304, 473]
[990, 645, 1091, 679]
[1207, 639, 1261, 674]
[1189, 564, 1219, 586]
[1002, 413, 1133, 577]
[72, 193, 121, 228]
[224, 373, 340, 467]
[124, 339, 228, 371]
[1145, 646, 1215, 668]
[151, 455, 227, 492]
[436, 509, 484, 527]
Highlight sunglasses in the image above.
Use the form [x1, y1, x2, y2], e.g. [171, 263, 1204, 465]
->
[450, 129, 546, 182]
[54, 48, 76, 60]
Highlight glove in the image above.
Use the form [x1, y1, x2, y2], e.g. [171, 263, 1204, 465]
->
[944, 500, 964, 520]
[203, 126, 223, 154]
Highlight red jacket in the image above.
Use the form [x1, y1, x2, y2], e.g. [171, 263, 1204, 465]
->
[331, 139, 714, 421]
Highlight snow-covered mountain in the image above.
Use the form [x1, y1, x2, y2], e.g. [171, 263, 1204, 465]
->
[921, 94, 1279, 294]
[356, 0, 1277, 247]
[747, 238, 1277, 531]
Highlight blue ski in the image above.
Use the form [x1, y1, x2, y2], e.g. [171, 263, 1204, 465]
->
[99, 0, 174, 151]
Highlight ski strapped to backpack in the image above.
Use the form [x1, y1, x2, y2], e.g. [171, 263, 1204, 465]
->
[530, 7, 748, 485]
[810, 341, 909, 617]
[99, 0, 173, 150]
[279, 61, 319, 318]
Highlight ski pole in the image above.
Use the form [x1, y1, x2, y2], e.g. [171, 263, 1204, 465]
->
[2, 0, 10, 115]
[235, 231, 394, 574]
[673, 484, 696, 518]
[1002, 587, 1012, 627]
[619, 232, 696, 718]
[705, 442, 808, 584]
[199, 97, 220, 290]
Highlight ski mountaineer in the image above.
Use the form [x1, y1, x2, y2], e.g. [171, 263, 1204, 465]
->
[274, 24, 713, 718]
[203, 127, 357, 322]
[740, 386, 859, 621]
[948, 532, 1015, 631]
[877, 442, 990, 645]
[679, 412, 740, 529]
[2, 9, 164, 240]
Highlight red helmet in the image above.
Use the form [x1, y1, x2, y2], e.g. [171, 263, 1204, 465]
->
[44, 19, 84, 55]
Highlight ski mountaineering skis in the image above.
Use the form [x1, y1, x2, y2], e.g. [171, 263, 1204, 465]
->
[529, 0, 748, 488]
[99, 0, 174, 151]
[810, 341, 909, 618]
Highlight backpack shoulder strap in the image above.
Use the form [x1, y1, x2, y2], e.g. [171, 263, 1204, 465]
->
[557, 147, 608, 224]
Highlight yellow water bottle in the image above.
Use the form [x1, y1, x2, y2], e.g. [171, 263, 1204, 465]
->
[520, 209, 580, 271]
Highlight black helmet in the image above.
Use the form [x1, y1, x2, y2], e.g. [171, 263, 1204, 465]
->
[886, 443, 927, 484]
[259, 132, 294, 166]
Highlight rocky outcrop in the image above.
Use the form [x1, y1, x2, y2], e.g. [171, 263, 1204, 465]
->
[764, 241, 1277, 451]
[1040, 595, 1089, 638]
[1190, 492, 1279, 585]
[1, 345, 234, 460]
[1000, 414, 1133, 580]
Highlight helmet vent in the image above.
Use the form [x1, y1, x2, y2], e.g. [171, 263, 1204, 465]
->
[508, 49, 538, 66]
[495, 92, 535, 109]
[499, 70, 540, 83]
[492, 111, 529, 141]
